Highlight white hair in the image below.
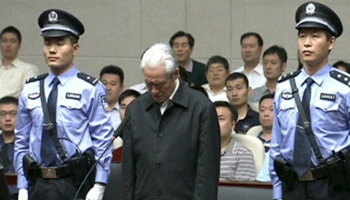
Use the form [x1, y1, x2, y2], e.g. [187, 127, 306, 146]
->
[140, 43, 178, 76]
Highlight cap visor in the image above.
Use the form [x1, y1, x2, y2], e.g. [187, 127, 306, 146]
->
[296, 22, 328, 30]
[41, 30, 71, 38]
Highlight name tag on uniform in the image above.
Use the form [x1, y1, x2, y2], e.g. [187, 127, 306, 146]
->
[320, 93, 336, 101]
[28, 92, 40, 100]
[66, 92, 81, 100]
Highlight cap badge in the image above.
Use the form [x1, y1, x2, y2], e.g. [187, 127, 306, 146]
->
[48, 11, 58, 22]
[306, 3, 315, 15]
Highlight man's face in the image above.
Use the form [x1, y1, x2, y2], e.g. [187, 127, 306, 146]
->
[241, 36, 262, 65]
[263, 53, 286, 80]
[43, 36, 79, 75]
[172, 36, 193, 64]
[119, 96, 137, 121]
[144, 66, 177, 103]
[216, 106, 234, 139]
[206, 63, 228, 89]
[259, 98, 274, 129]
[101, 73, 124, 105]
[298, 28, 335, 67]
[226, 78, 251, 108]
[0, 103, 18, 133]
[1, 32, 20, 60]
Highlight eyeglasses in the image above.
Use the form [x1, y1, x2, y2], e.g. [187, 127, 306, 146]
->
[0, 111, 17, 118]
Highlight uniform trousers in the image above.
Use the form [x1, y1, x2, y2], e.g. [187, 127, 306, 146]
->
[29, 176, 92, 200]
[282, 179, 350, 200]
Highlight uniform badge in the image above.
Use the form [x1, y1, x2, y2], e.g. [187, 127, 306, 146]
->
[320, 93, 336, 101]
[306, 3, 315, 15]
[100, 95, 109, 111]
[48, 11, 58, 22]
[281, 91, 294, 100]
[66, 92, 81, 100]
[28, 92, 40, 100]
[242, 123, 251, 132]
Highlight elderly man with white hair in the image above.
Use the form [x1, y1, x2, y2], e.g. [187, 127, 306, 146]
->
[122, 43, 221, 200]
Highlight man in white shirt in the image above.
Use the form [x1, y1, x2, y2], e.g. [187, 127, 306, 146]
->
[202, 55, 229, 102]
[234, 32, 266, 89]
[0, 26, 39, 99]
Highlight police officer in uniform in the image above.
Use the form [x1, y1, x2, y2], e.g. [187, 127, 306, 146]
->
[14, 9, 113, 200]
[270, 1, 350, 200]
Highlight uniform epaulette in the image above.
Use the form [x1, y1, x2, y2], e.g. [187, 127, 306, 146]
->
[330, 70, 350, 87]
[278, 70, 301, 83]
[77, 72, 98, 85]
[25, 73, 49, 84]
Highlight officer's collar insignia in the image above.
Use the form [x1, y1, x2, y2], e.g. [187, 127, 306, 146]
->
[306, 3, 315, 15]
[77, 72, 98, 85]
[281, 90, 294, 100]
[320, 93, 336, 101]
[48, 11, 58, 22]
[100, 95, 109, 111]
[66, 92, 81, 100]
[330, 70, 350, 87]
[278, 70, 301, 83]
[28, 92, 40, 100]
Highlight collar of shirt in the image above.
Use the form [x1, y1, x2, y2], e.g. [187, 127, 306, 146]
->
[184, 59, 193, 73]
[160, 78, 180, 114]
[202, 83, 227, 95]
[111, 102, 120, 111]
[238, 63, 264, 75]
[298, 64, 331, 87]
[47, 66, 78, 87]
[0, 58, 19, 69]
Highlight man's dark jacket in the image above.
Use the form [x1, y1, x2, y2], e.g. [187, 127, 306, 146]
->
[122, 80, 221, 200]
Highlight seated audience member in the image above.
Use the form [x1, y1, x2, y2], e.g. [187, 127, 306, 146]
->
[202, 55, 229, 102]
[214, 101, 256, 181]
[333, 60, 350, 74]
[169, 30, 207, 87]
[0, 96, 19, 199]
[257, 93, 275, 152]
[0, 26, 39, 99]
[250, 45, 287, 103]
[100, 65, 125, 130]
[226, 72, 260, 134]
[234, 32, 266, 89]
[118, 89, 141, 121]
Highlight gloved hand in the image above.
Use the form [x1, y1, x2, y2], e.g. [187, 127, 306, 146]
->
[18, 188, 28, 200]
[86, 183, 106, 200]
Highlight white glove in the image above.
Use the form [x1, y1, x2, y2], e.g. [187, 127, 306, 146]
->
[18, 188, 28, 200]
[86, 184, 106, 200]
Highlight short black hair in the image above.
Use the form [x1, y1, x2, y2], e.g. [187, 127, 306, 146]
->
[240, 32, 263, 47]
[333, 60, 350, 73]
[0, 26, 22, 44]
[118, 89, 141, 105]
[99, 65, 124, 84]
[169, 31, 195, 48]
[0, 96, 18, 106]
[206, 55, 229, 72]
[225, 72, 249, 88]
[263, 45, 288, 63]
[213, 101, 238, 122]
[259, 93, 275, 107]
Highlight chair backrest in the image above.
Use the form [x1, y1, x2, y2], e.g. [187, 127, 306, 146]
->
[248, 102, 259, 113]
[231, 133, 265, 175]
[246, 125, 263, 137]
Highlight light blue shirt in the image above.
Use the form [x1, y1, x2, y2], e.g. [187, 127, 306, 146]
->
[14, 66, 114, 189]
[270, 64, 350, 199]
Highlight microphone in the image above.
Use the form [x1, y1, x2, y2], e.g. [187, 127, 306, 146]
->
[73, 115, 131, 200]
[114, 115, 131, 138]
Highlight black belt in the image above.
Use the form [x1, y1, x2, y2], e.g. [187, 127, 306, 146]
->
[296, 164, 328, 182]
[37, 165, 72, 179]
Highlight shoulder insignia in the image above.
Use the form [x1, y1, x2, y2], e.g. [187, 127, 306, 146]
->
[278, 70, 301, 83]
[77, 72, 98, 85]
[25, 73, 49, 84]
[330, 70, 350, 87]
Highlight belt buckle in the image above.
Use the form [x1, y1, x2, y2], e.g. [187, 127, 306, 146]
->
[297, 170, 316, 182]
[41, 167, 58, 179]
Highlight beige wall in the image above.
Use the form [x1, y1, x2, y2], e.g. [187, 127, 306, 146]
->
[1, 0, 349, 88]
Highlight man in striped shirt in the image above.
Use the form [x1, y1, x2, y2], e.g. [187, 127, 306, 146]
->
[214, 101, 256, 181]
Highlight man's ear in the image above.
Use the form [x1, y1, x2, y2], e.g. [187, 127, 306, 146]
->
[328, 36, 336, 51]
[73, 43, 80, 56]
